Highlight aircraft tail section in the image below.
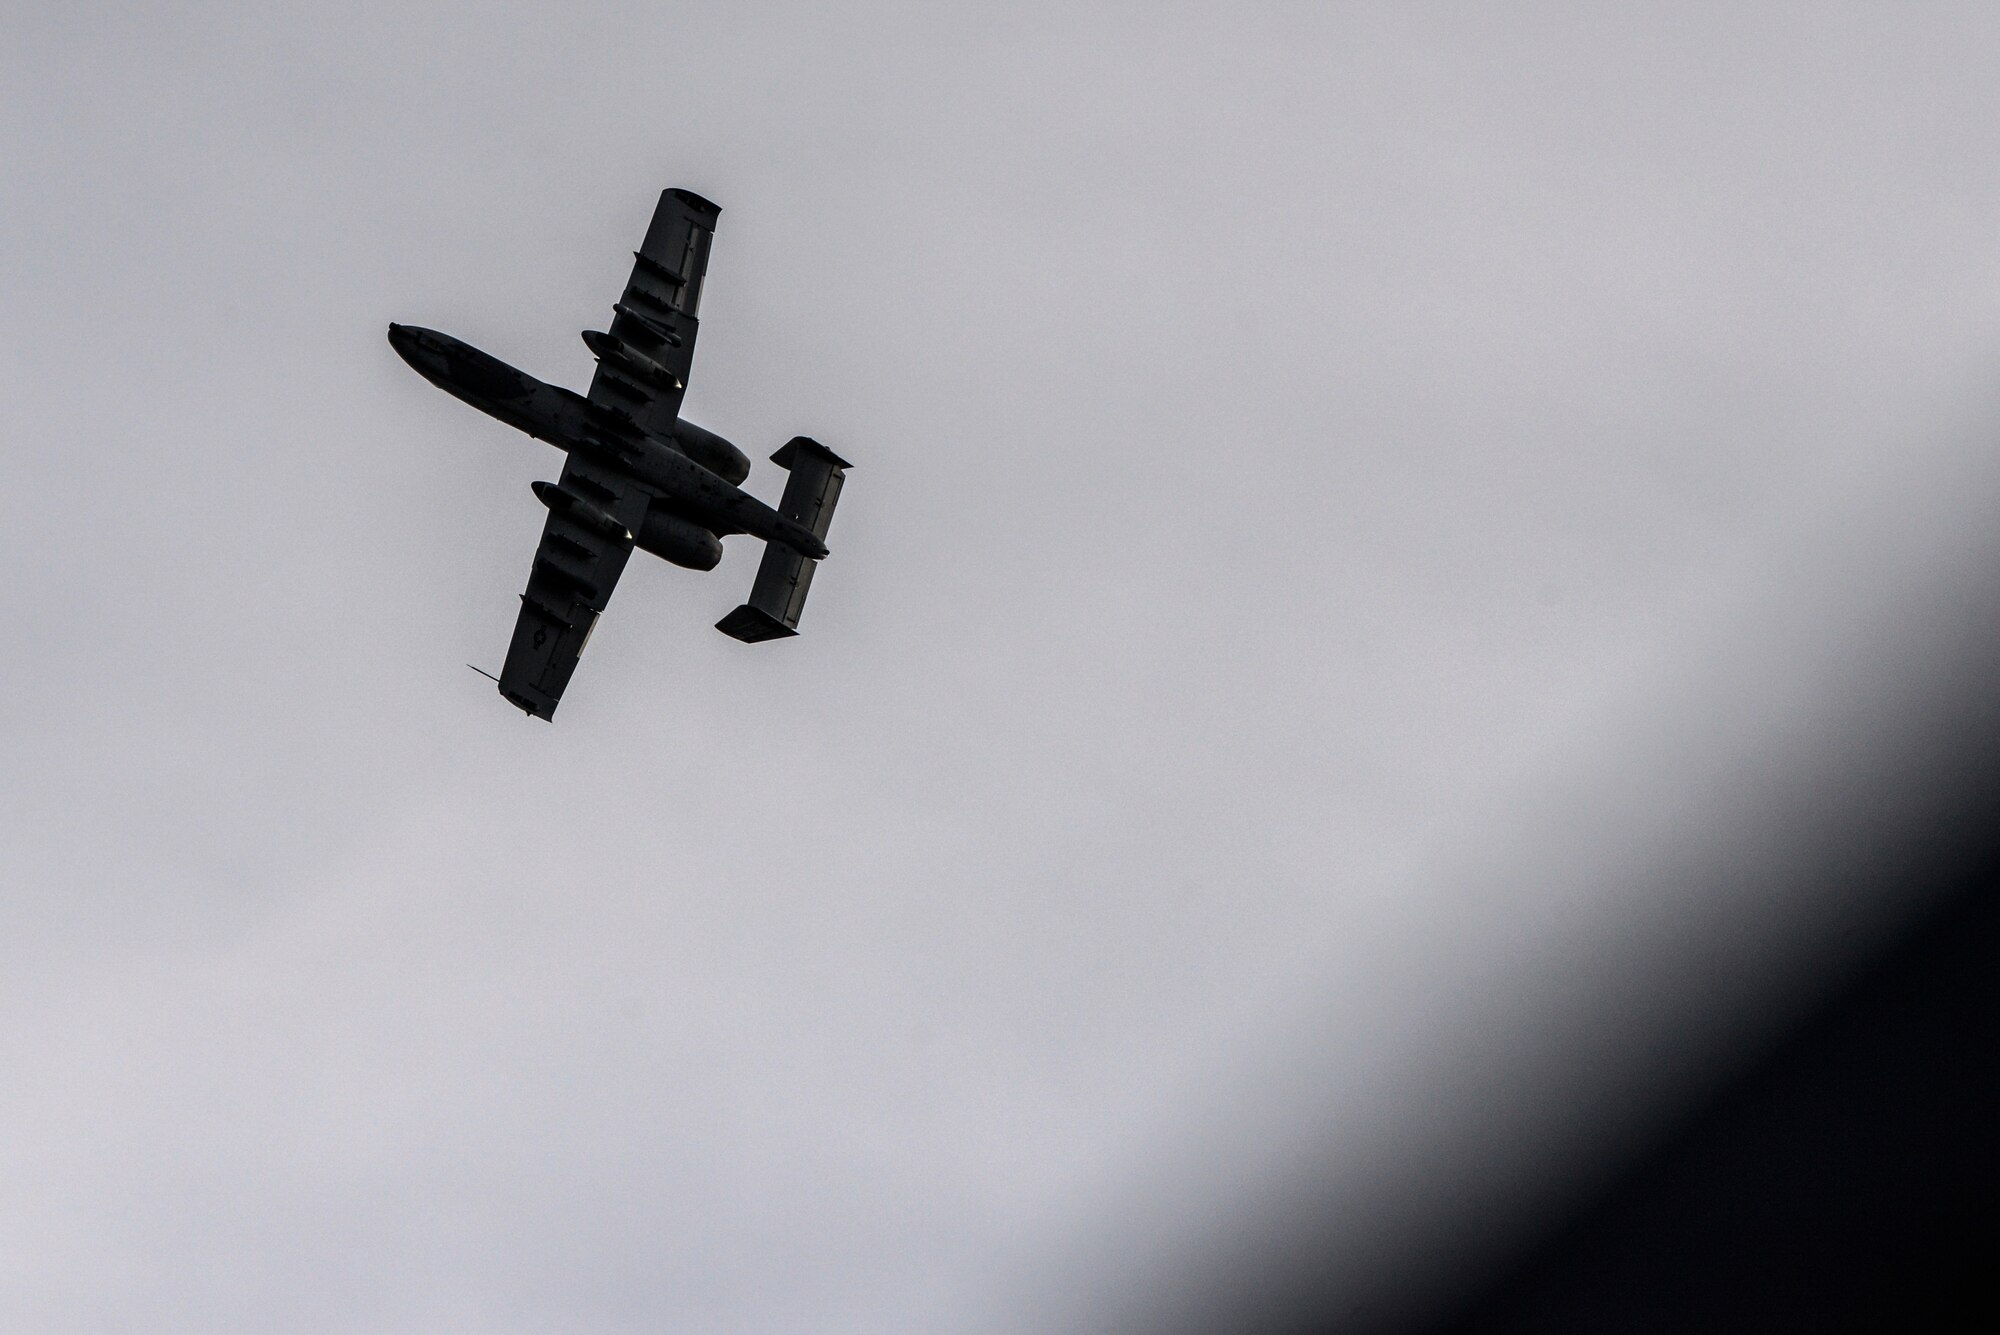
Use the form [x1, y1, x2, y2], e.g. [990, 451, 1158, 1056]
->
[715, 437, 851, 643]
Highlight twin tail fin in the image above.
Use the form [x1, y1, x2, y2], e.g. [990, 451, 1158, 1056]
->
[715, 437, 851, 643]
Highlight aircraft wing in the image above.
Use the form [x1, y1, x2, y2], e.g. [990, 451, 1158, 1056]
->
[585, 188, 720, 440]
[496, 451, 652, 720]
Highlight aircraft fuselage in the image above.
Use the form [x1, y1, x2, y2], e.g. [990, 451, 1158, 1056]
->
[387, 323, 824, 559]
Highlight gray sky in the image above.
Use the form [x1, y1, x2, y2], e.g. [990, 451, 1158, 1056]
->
[7, 4, 2000, 1332]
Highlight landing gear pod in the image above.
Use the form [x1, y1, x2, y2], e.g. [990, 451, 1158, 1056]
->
[716, 437, 852, 643]
[637, 505, 723, 571]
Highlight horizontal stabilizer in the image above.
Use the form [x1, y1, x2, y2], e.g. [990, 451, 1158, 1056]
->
[716, 437, 851, 643]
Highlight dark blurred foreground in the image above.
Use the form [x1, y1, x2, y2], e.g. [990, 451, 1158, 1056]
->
[1248, 805, 2000, 1335]
[1408, 841, 1999, 1335]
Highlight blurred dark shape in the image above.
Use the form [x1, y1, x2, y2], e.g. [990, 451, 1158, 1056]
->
[1240, 792, 2000, 1335]
[1399, 848, 2000, 1335]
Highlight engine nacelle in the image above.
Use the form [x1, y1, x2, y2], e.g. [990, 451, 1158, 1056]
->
[637, 505, 723, 570]
[674, 420, 751, 485]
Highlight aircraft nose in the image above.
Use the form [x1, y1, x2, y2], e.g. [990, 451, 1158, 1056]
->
[386, 322, 435, 371]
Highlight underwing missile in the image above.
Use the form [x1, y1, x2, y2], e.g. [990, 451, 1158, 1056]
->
[581, 329, 685, 392]
[531, 479, 631, 541]
[612, 302, 684, 346]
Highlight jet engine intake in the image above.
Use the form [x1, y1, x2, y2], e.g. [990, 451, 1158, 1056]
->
[637, 506, 723, 570]
[674, 421, 751, 485]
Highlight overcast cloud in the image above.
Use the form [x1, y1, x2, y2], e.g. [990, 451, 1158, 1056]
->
[6, 4, 2000, 1332]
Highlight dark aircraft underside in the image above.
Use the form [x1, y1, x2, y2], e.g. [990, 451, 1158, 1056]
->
[389, 188, 851, 719]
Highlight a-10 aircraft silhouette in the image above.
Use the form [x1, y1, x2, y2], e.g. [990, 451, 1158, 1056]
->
[389, 188, 850, 720]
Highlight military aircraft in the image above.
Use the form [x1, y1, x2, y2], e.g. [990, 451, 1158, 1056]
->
[389, 188, 850, 720]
